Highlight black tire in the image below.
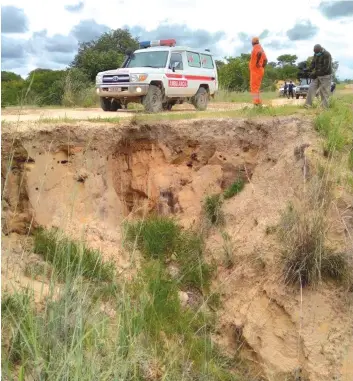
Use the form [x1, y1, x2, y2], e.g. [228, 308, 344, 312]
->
[100, 98, 122, 112]
[192, 87, 209, 111]
[110, 99, 122, 111]
[162, 101, 176, 111]
[143, 85, 163, 113]
[296, 94, 299, 99]
[100, 97, 112, 111]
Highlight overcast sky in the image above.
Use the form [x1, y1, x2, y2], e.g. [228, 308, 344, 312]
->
[1, 0, 353, 79]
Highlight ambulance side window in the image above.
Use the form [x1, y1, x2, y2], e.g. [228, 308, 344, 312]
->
[169, 53, 183, 70]
[200, 54, 214, 69]
[187, 52, 201, 68]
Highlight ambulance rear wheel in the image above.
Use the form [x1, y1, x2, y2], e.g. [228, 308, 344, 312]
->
[143, 85, 163, 113]
[163, 101, 176, 111]
[193, 87, 209, 111]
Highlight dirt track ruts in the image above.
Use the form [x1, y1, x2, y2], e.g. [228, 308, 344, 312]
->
[1, 99, 305, 122]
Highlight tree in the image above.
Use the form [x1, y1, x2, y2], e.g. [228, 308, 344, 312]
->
[60, 68, 92, 106]
[215, 60, 225, 69]
[1, 71, 26, 106]
[26, 69, 67, 105]
[1, 71, 23, 82]
[217, 56, 249, 92]
[277, 54, 298, 67]
[71, 28, 139, 81]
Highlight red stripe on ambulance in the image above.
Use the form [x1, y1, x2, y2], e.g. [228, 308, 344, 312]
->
[166, 73, 183, 78]
[165, 74, 214, 81]
[184, 75, 214, 81]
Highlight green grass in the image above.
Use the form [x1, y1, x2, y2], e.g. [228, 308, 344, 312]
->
[124, 216, 214, 292]
[35, 116, 121, 124]
[2, 229, 244, 381]
[314, 96, 353, 156]
[203, 194, 224, 225]
[223, 179, 245, 199]
[33, 228, 114, 281]
[213, 89, 278, 103]
[124, 215, 181, 260]
[24, 261, 51, 279]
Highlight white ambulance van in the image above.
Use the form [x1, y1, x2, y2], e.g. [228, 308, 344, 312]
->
[95, 39, 218, 113]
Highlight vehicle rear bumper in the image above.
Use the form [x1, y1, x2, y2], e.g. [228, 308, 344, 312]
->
[96, 84, 149, 97]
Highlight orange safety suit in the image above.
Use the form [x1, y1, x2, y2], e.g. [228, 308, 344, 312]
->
[249, 43, 267, 105]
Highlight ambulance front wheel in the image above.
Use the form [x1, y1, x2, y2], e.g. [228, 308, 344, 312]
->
[143, 85, 163, 113]
[192, 87, 209, 111]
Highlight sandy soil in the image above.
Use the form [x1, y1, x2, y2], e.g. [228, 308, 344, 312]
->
[1, 99, 305, 122]
[2, 115, 353, 381]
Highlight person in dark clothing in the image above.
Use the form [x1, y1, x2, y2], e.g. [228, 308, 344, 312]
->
[283, 81, 288, 97]
[305, 44, 332, 108]
[331, 82, 336, 93]
[288, 81, 295, 99]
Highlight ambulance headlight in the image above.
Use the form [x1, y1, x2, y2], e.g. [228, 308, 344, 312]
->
[130, 74, 148, 82]
[96, 73, 103, 84]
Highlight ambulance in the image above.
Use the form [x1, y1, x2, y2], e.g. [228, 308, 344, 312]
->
[95, 39, 218, 113]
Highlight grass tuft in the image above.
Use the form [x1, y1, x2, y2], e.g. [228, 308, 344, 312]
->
[278, 202, 352, 287]
[124, 216, 214, 292]
[223, 179, 245, 199]
[221, 231, 235, 268]
[124, 215, 181, 260]
[33, 228, 114, 281]
[203, 194, 224, 225]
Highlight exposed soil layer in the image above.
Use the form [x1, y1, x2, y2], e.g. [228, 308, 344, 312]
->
[2, 116, 353, 381]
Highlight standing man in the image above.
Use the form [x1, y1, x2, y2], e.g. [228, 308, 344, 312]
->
[288, 81, 295, 99]
[305, 44, 332, 108]
[249, 37, 267, 106]
[283, 81, 288, 97]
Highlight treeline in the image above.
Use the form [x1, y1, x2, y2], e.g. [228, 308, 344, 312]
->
[1, 68, 94, 107]
[217, 53, 339, 92]
[1, 28, 341, 107]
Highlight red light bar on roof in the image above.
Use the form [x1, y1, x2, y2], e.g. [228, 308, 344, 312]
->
[139, 39, 176, 48]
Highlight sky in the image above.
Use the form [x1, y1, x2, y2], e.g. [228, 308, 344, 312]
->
[1, 0, 353, 79]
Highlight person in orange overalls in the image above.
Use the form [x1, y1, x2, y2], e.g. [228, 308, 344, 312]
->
[249, 37, 268, 106]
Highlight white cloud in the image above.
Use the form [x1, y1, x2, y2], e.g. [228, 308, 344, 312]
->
[1, 0, 353, 79]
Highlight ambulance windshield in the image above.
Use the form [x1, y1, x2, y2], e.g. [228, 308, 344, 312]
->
[125, 51, 169, 68]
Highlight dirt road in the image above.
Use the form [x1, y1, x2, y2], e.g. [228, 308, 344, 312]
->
[1, 99, 304, 122]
